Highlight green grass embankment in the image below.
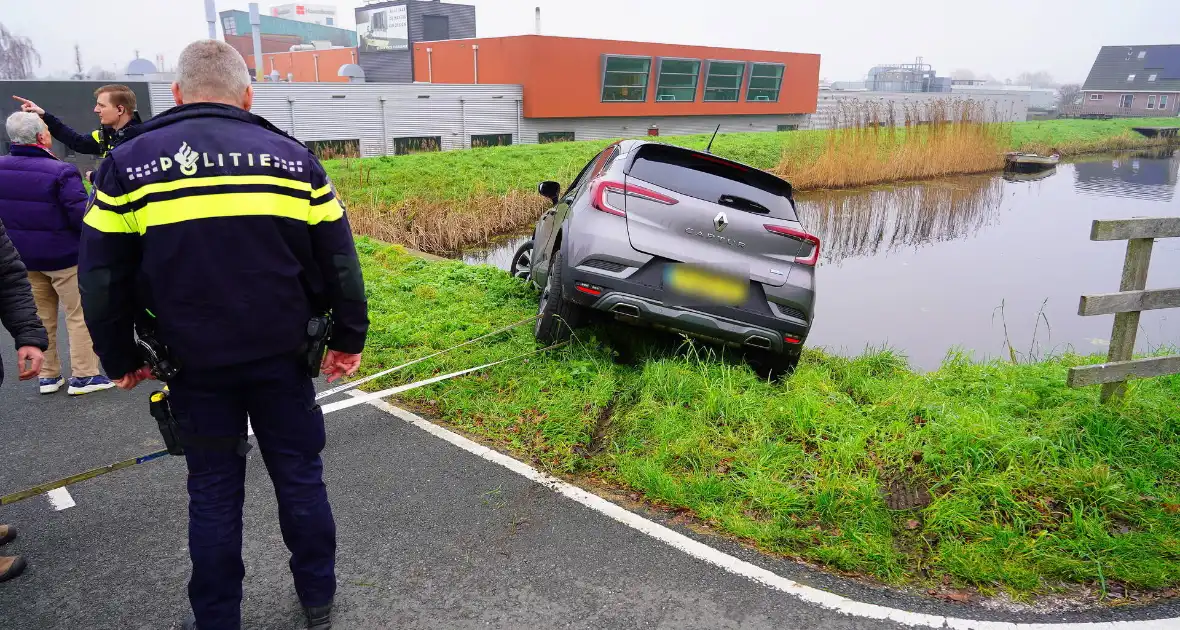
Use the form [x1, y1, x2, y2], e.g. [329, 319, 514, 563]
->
[355, 240, 1180, 599]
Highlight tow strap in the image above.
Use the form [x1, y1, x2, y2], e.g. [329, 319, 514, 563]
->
[0, 320, 556, 508]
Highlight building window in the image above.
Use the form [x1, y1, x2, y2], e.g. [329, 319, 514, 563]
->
[777, 124, 799, 131]
[704, 61, 745, 102]
[538, 131, 575, 143]
[1089, 93, 1102, 100]
[471, 133, 513, 148]
[306, 139, 360, 159]
[747, 63, 785, 102]
[326, 17, 334, 26]
[1120, 94, 1133, 108]
[1148, 95, 1157, 109]
[1138, 51, 1147, 59]
[1148, 74, 1158, 82]
[602, 56, 652, 102]
[655, 58, 701, 102]
[1127, 74, 1136, 82]
[423, 15, 450, 41]
[393, 136, 442, 155]
[1160, 95, 1169, 110]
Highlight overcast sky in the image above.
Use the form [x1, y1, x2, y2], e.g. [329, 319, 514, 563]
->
[4, 0, 1178, 83]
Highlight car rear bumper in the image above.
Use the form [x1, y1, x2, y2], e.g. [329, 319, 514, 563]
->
[566, 267, 810, 355]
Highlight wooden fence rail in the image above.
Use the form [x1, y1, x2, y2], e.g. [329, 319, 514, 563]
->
[1067, 217, 1180, 401]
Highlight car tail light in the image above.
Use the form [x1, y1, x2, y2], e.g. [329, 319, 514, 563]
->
[764, 224, 821, 266]
[575, 282, 603, 296]
[784, 334, 802, 345]
[591, 180, 678, 217]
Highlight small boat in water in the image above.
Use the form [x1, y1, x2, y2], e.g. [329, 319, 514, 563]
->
[1003, 166, 1057, 183]
[1005, 149, 1061, 172]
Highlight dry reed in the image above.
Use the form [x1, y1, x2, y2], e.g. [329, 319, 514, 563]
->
[795, 173, 1004, 265]
[347, 192, 547, 254]
[775, 98, 1010, 190]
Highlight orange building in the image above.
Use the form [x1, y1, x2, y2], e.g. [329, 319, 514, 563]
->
[413, 35, 820, 119]
[261, 47, 359, 83]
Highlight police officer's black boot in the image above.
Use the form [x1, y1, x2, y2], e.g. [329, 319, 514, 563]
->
[304, 603, 332, 629]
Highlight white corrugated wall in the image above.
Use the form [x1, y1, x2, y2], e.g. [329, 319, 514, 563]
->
[148, 82, 524, 156]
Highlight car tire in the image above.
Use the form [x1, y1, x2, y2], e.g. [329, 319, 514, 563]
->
[509, 239, 534, 281]
[534, 250, 585, 345]
[747, 347, 801, 382]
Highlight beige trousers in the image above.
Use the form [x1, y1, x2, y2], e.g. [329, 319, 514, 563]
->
[26, 266, 102, 379]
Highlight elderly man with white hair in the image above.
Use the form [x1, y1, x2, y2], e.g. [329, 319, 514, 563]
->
[0, 111, 114, 396]
[79, 39, 369, 630]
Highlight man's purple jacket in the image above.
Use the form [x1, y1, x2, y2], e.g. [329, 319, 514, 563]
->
[0, 144, 89, 271]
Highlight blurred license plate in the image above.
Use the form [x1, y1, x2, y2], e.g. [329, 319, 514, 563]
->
[663, 264, 749, 306]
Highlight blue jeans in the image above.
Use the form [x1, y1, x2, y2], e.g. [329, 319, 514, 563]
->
[169, 355, 336, 630]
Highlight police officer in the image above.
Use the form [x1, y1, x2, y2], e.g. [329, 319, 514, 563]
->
[79, 40, 368, 630]
[14, 85, 142, 158]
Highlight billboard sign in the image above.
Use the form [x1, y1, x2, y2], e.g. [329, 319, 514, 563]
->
[356, 4, 409, 52]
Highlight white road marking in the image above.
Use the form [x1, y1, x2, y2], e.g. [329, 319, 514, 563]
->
[354, 393, 1180, 630]
[46, 487, 75, 511]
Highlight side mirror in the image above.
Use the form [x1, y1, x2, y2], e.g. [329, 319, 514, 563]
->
[538, 181, 561, 204]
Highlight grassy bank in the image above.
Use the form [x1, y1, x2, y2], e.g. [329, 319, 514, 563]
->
[354, 240, 1180, 599]
[327, 117, 1177, 254]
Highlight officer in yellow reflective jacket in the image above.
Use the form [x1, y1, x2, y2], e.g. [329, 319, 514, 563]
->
[78, 41, 368, 630]
[14, 85, 143, 161]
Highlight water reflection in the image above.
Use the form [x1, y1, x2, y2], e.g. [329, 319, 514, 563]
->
[462, 234, 531, 269]
[795, 174, 1005, 265]
[1073, 149, 1179, 201]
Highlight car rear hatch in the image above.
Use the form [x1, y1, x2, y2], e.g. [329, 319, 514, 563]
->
[617, 143, 816, 288]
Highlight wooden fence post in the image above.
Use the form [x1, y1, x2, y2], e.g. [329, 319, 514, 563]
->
[1068, 217, 1180, 401]
[1101, 238, 1153, 401]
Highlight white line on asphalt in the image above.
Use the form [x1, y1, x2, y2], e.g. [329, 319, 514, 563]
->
[353, 394, 1180, 630]
[45, 487, 75, 511]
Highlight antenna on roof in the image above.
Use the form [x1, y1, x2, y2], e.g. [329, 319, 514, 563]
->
[705, 124, 721, 154]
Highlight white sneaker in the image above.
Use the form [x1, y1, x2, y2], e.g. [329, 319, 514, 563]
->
[68, 375, 116, 395]
[39, 376, 64, 394]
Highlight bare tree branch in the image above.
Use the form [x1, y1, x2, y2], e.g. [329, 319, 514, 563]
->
[0, 23, 41, 79]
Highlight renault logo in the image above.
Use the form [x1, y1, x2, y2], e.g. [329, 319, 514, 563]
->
[713, 211, 729, 232]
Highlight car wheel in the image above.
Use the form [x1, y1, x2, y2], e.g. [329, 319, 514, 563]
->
[534, 250, 585, 345]
[747, 348, 801, 382]
[509, 239, 534, 281]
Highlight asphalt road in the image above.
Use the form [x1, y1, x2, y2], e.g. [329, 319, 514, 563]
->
[2, 323, 1178, 630]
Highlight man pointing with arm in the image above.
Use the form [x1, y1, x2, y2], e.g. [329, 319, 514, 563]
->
[79, 40, 368, 630]
[14, 85, 142, 160]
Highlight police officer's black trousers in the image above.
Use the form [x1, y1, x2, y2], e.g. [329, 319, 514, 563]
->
[169, 355, 337, 630]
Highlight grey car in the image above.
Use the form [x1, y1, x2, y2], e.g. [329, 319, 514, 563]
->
[511, 140, 818, 377]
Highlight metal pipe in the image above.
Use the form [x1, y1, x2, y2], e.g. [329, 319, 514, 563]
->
[426, 47, 433, 83]
[313, 54, 320, 82]
[248, 3, 263, 81]
[472, 45, 479, 84]
[535, 7, 541, 35]
[516, 98, 522, 145]
[460, 98, 466, 148]
[205, 0, 218, 40]
[379, 97, 388, 156]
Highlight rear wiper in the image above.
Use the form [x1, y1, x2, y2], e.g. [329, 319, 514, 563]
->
[717, 194, 770, 214]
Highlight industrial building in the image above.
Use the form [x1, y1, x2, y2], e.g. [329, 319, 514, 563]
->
[414, 35, 820, 140]
[270, 3, 339, 26]
[355, 0, 477, 83]
[219, 7, 357, 77]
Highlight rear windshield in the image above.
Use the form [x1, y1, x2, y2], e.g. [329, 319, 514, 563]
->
[627, 144, 798, 221]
